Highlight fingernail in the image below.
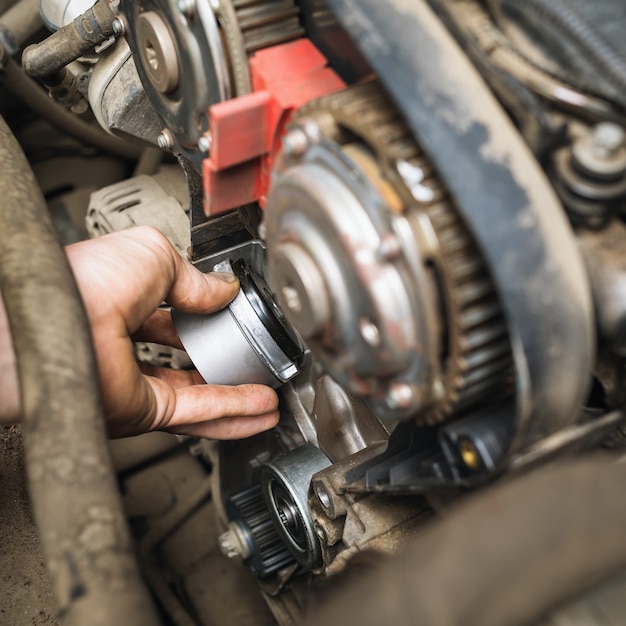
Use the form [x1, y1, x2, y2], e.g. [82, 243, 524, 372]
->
[212, 271, 239, 284]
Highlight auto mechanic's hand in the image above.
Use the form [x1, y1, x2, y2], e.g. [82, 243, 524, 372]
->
[59, 226, 279, 438]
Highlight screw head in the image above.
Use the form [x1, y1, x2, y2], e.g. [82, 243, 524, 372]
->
[282, 128, 309, 158]
[157, 128, 174, 150]
[112, 18, 125, 36]
[591, 122, 625, 157]
[385, 383, 417, 410]
[197, 133, 211, 153]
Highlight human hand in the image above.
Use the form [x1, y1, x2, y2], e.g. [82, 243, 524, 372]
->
[62, 226, 279, 438]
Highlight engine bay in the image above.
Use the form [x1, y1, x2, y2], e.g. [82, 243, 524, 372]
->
[3, 0, 626, 624]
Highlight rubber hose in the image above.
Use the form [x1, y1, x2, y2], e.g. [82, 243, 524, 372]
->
[501, 0, 626, 103]
[1, 58, 142, 160]
[0, 115, 160, 626]
[305, 457, 626, 626]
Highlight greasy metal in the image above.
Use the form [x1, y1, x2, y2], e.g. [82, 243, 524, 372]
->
[261, 445, 332, 570]
[88, 39, 163, 144]
[121, 0, 231, 170]
[267, 81, 511, 425]
[580, 222, 626, 356]
[572, 123, 626, 178]
[137, 11, 181, 93]
[325, 0, 594, 452]
[0, 115, 159, 625]
[173, 257, 301, 387]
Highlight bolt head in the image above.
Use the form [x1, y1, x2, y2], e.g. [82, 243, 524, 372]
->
[157, 129, 174, 150]
[176, 0, 196, 18]
[592, 122, 625, 156]
[385, 383, 416, 410]
[112, 18, 125, 36]
[197, 133, 211, 153]
[282, 128, 309, 158]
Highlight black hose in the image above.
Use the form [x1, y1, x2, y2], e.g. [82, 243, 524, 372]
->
[305, 457, 626, 626]
[501, 0, 626, 105]
[1, 58, 142, 160]
[0, 114, 160, 626]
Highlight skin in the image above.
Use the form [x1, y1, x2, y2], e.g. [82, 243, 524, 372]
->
[0, 226, 279, 439]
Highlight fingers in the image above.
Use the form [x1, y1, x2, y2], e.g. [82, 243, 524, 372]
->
[133, 309, 184, 349]
[66, 226, 240, 336]
[138, 361, 205, 387]
[164, 413, 280, 439]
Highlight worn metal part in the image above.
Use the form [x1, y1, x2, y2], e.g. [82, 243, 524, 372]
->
[307, 444, 432, 575]
[579, 222, 626, 356]
[326, 0, 594, 454]
[267, 81, 512, 425]
[121, 0, 231, 169]
[174, 257, 303, 387]
[261, 445, 332, 570]
[222, 484, 294, 576]
[88, 39, 162, 144]
[0, 114, 159, 625]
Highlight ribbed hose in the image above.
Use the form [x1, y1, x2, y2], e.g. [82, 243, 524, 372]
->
[0, 115, 159, 626]
[501, 0, 626, 104]
[1, 58, 142, 160]
[306, 458, 626, 626]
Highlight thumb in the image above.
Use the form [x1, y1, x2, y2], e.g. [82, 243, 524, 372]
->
[166, 265, 240, 314]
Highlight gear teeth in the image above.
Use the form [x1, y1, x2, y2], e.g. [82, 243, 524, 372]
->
[295, 80, 512, 425]
[233, 0, 304, 54]
[229, 485, 293, 577]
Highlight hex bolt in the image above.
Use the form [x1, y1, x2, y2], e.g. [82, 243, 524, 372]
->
[360, 318, 381, 348]
[112, 17, 125, 36]
[376, 233, 401, 262]
[197, 133, 211, 153]
[591, 122, 625, 158]
[157, 128, 174, 150]
[282, 128, 309, 158]
[385, 383, 417, 410]
[176, 0, 196, 18]
[217, 522, 251, 560]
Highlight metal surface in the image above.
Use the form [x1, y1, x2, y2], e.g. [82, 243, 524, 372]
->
[137, 11, 180, 93]
[174, 257, 302, 387]
[88, 39, 162, 144]
[325, 0, 594, 454]
[266, 81, 511, 425]
[261, 445, 331, 570]
[121, 0, 231, 169]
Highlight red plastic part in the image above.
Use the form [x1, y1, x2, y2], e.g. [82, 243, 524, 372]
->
[203, 39, 345, 216]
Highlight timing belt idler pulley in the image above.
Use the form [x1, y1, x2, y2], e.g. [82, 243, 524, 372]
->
[173, 257, 303, 387]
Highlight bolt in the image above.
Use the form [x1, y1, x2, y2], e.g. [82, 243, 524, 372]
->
[314, 523, 327, 543]
[376, 233, 401, 262]
[282, 128, 309, 157]
[218, 529, 242, 559]
[591, 122, 625, 158]
[459, 438, 482, 470]
[360, 318, 381, 348]
[257, 222, 267, 240]
[177, 0, 196, 17]
[315, 485, 331, 510]
[112, 18, 125, 36]
[197, 133, 211, 153]
[157, 128, 174, 150]
[385, 383, 417, 411]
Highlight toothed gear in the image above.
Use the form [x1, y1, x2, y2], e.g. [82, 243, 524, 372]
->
[228, 484, 294, 577]
[292, 81, 512, 424]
